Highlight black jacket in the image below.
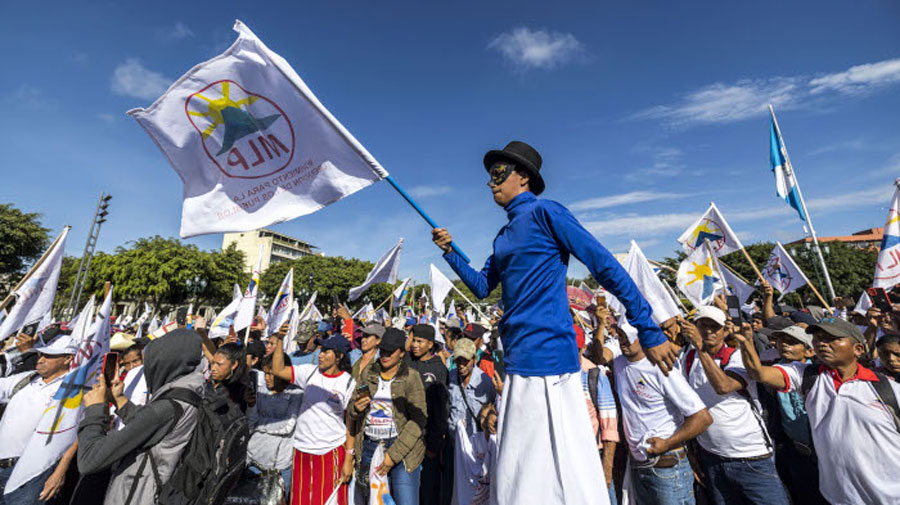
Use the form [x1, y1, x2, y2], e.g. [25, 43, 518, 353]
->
[407, 354, 449, 454]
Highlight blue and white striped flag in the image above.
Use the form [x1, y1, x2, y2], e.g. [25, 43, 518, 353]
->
[769, 109, 806, 221]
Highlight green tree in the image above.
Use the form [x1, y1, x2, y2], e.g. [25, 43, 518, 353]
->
[0, 204, 50, 296]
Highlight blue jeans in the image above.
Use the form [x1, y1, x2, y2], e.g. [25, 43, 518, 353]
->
[698, 449, 789, 505]
[357, 437, 422, 505]
[0, 463, 56, 505]
[631, 455, 694, 505]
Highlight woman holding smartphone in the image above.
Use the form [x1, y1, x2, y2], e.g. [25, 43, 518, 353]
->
[270, 330, 356, 505]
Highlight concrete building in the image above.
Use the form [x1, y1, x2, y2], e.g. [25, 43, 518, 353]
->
[222, 229, 317, 273]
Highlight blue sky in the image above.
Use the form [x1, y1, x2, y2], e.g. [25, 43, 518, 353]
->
[2, 0, 899, 283]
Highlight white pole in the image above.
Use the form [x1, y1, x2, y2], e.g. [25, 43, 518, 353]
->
[768, 105, 836, 301]
[450, 284, 490, 320]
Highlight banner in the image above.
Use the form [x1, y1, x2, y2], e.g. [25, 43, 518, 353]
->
[761, 242, 810, 295]
[129, 21, 389, 237]
[349, 239, 403, 301]
[266, 268, 294, 335]
[429, 264, 454, 316]
[623, 241, 681, 324]
[0, 227, 69, 341]
[234, 244, 263, 331]
[874, 180, 900, 290]
[677, 203, 744, 256]
[677, 246, 724, 308]
[4, 289, 112, 494]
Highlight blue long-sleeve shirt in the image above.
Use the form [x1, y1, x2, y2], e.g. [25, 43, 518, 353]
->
[443, 191, 666, 376]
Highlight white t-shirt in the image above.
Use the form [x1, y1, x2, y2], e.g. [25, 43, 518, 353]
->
[365, 378, 399, 440]
[290, 364, 355, 455]
[775, 361, 900, 504]
[682, 347, 771, 458]
[613, 356, 706, 461]
[0, 372, 64, 459]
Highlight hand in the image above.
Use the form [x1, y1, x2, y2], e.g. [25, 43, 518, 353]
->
[39, 467, 66, 501]
[646, 437, 670, 456]
[336, 305, 352, 321]
[867, 308, 882, 329]
[252, 315, 266, 331]
[84, 380, 108, 407]
[491, 372, 504, 394]
[110, 376, 125, 401]
[594, 304, 610, 324]
[277, 322, 289, 338]
[15, 331, 37, 352]
[354, 395, 371, 414]
[762, 281, 774, 299]
[340, 453, 354, 484]
[679, 320, 703, 350]
[644, 340, 679, 376]
[225, 325, 238, 344]
[734, 322, 753, 346]
[713, 295, 728, 314]
[432, 228, 453, 253]
[660, 317, 679, 342]
[376, 452, 395, 476]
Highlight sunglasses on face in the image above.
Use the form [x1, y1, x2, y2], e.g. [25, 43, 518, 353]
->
[488, 162, 516, 187]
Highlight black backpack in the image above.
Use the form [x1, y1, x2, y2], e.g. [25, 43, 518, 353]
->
[130, 382, 250, 505]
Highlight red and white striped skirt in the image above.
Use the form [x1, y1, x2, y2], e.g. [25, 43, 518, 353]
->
[290, 446, 349, 505]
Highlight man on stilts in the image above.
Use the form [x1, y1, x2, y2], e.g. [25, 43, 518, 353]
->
[432, 141, 678, 505]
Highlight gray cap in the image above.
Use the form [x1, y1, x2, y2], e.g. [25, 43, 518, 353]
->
[773, 325, 813, 348]
[806, 317, 866, 345]
[361, 322, 385, 338]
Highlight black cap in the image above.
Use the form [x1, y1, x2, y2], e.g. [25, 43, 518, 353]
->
[379, 328, 406, 354]
[412, 324, 435, 342]
[806, 317, 866, 345]
[789, 310, 818, 326]
[463, 323, 486, 341]
[316, 335, 351, 355]
[775, 304, 796, 314]
[765, 315, 794, 331]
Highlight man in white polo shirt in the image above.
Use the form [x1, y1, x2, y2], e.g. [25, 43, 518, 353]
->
[679, 306, 789, 505]
[0, 334, 78, 504]
[612, 325, 712, 505]
[737, 316, 900, 504]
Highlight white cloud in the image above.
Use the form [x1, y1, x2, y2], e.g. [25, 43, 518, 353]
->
[111, 59, 171, 100]
[569, 190, 688, 211]
[809, 58, 900, 95]
[583, 212, 698, 237]
[488, 27, 583, 70]
[407, 185, 452, 198]
[157, 22, 194, 42]
[7, 84, 53, 110]
[633, 57, 900, 126]
[97, 113, 116, 124]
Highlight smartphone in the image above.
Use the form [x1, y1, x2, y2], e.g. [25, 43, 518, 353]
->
[597, 295, 607, 308]
[21, 322, 39, 337]
[355, 383, 371, 398]
[176, 307, 189, 327]
[867, 287, 893, 313]
[102, 352, 119, 386]
[726, 295, 743, 324]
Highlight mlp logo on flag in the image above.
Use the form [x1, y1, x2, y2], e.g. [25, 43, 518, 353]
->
[875, 181, 900, 289]
[186, 80, 295, 179]
[678, 203, 743, 256]
[764, 256, 793, 292]
[761, 242, 809, 295]
[677, 247, 723, 307]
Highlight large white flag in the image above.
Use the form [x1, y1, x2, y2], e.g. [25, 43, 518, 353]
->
[874, 180, 900, 290]
[0, 228, 69, 341]
[5, 289, 112, 494]
[129, 21, 388, 238]
[677, 246, 725, 308]
[623, 241, 681, 324]
[266, 268, 294, 335]
[429, 264, 454, 316]
[209, 296, 242, 338]
[761, 242, 810, 295]
[392, 277, 411, 306]
[718, 262, 757, 305]
[234, 245, 263, 331]
[284, 299, 301, 354]
[678, 203, 744, 256]
[349, 239, 403, 301]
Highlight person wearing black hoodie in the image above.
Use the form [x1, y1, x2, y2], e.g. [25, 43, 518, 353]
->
[76, 328, 206, 505]
[406, 324, 448, 505]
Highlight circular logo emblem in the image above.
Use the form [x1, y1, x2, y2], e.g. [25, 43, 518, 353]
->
[185, 80, 295, 179]
[686, 218, 727, 253]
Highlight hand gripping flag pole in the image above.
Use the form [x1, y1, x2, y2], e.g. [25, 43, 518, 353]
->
[383, 175, 471, 264]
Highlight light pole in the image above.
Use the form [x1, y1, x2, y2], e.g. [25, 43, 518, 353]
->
[67, 192, 112, 317]
[185, 275, 208, 307]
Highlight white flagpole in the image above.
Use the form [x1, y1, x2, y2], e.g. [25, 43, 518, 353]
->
[768, 104, 836, 301]
[450, 284, 490, 320]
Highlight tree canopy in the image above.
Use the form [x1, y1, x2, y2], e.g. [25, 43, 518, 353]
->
[0, 203, 50, 297]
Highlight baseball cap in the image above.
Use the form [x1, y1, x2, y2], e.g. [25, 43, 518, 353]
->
[806, 317, 866, 345]
[773, 325, 813, 348]
[316, 335, 352, 355]
[361, 322, 385, 338]
[775, 303, 796, 314]
[693, 306, 726, 327]
[37, 334, 78, 356]
[765, 315, 794, 331]
[453, 338, 477, 361]
[378, 328, 407, 354]
[463, 323, 486, 341]
[445, 317, 461, 329]
[412, 324, 435, 342]
[789, 310, 818, 326]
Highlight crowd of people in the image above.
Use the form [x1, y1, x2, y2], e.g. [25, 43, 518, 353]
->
[1, 140, 898, 505]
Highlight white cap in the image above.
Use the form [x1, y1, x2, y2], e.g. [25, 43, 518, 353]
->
[37, 334, 78, 356]
[693, 306, 726, 327]
[773, 325, 813, 349]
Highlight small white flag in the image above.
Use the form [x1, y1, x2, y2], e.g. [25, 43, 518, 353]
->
[678, 203, 744, 257]
[349, 239, 403, 301]
[392, 277, 411, 306]
[677, 246, 724, 308]
[429, 264, 454, 317]
[874, 180, 900, 290]
[623, 241, 681, 325]
[266, 268, 294, 335]
[234, 244, 263, 331]
[210, 296, 242, 338]
[761, 242, 810, 295]
[854, 291, 872, 316]
[232, 283, 242, 301]
[129, 21, 388, 238]
[284, 299, 301, 354]
[0, 228, 69, 341]
[718, 263, 757, 305]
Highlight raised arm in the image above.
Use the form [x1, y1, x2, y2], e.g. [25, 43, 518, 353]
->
[433, 228, 499, 299]
[681, 320, 745, 395]
[269, 325, 293, 382]
[734, 324, 787, 390]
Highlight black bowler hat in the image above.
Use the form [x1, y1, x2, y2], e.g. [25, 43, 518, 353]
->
[483, 141, 545, 195]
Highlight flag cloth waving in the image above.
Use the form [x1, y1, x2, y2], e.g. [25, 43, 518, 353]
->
[678, 203, 744, 256]
[4, 289, 112, 494]
[349, 238, 403, 301]
[623, 241, 681, 324]
[129, 20, 389, 238]
[429, 264, 454, 315]
[761, 242, 810, 295]
[266, 268, 294, 335]
[874, 180, 900, 290]
[234, 244, 263, 331]
[770, 108, 806, 221]
[677, 246, 724, 307]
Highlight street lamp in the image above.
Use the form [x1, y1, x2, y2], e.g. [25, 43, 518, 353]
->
[185, 275, 208, 306]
